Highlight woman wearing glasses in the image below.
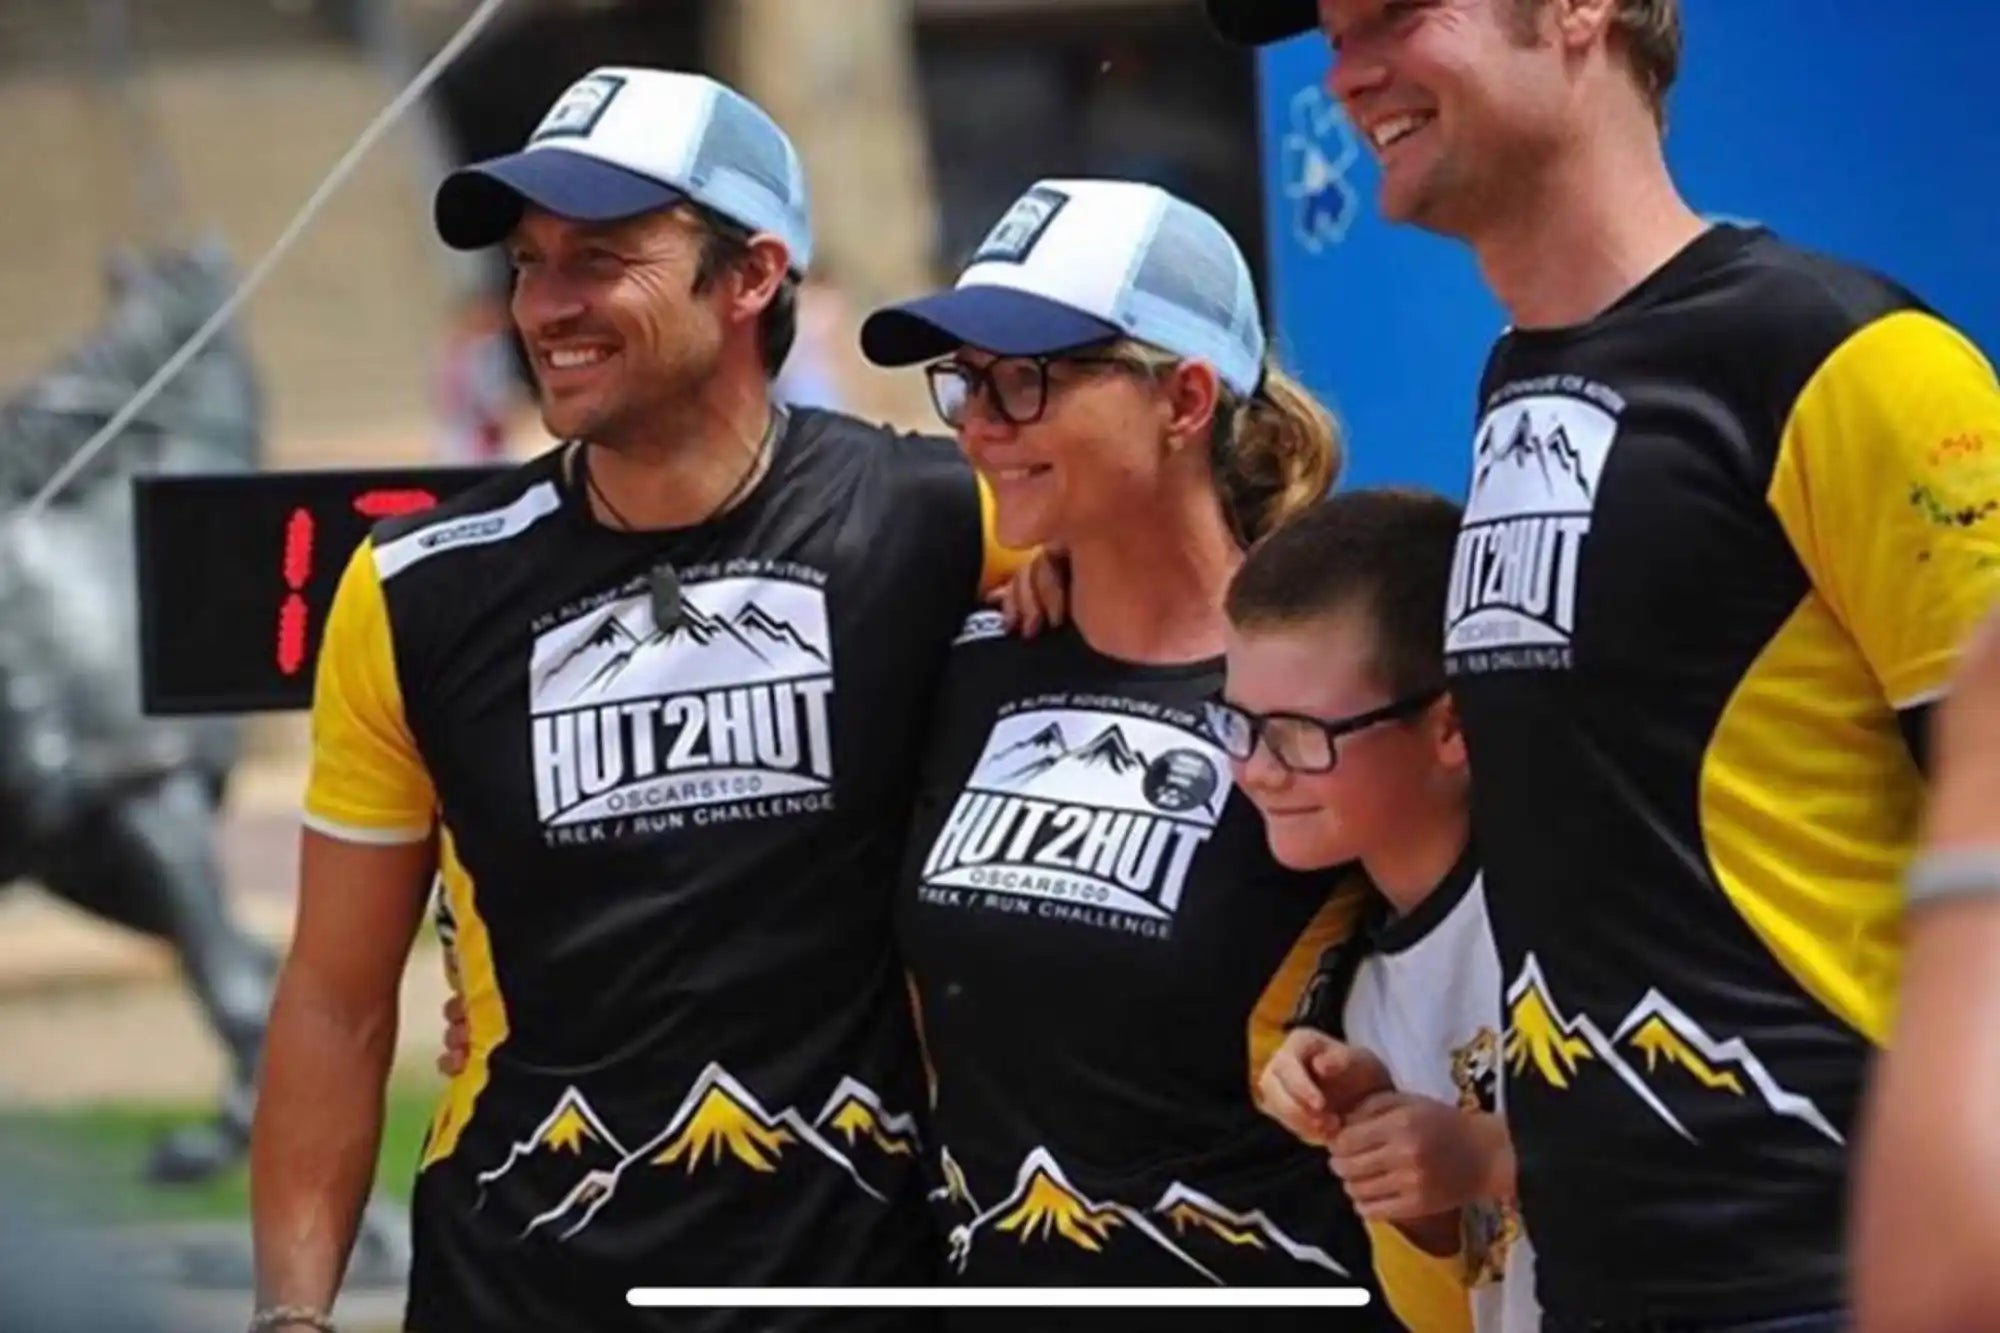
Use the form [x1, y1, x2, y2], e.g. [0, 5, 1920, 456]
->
[858, 179, 1412, 1325]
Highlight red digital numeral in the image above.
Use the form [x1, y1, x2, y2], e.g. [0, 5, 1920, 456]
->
[271, 487, 440, 680]
[353, 488, 439, 519]
[276, 506, 314, 677]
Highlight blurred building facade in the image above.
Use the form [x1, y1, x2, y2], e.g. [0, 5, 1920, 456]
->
[0, 0, 1260, 457]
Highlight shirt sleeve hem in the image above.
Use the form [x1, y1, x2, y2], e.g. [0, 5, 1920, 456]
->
[300, 810, 433, 845]
[1880, 644, 1962, 712]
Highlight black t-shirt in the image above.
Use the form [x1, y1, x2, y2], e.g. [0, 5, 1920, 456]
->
[1445, 225, 2000, 1321]
[305, 408, 986, 1332]
[893, 617, 1383, 1321]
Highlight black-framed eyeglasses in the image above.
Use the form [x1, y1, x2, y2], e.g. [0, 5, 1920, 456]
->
[1201, 688, 1445, 774]
[924, 353, 1148, 428]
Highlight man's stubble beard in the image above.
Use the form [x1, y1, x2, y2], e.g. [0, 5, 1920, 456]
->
[552, 338, 722, 453]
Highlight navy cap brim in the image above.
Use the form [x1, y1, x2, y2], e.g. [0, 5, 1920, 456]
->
[1203, 0, 1319, 46]
[860, 286, 1123, 366]
[434, 148, 685, 250]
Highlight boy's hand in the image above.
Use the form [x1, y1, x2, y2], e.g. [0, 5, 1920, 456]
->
[438, 994, 470, 1077]
[1329, 1092, 1504, 1221]
[1257, 1029, 1395, 1146]
[989, 549, 1068, 639]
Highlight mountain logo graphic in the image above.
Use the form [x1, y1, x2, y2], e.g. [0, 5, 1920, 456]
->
[499, 1064, 888, 1244]
[641, 1065, 879, 1190]
[994, 722, 1068, 763]
[1611, 989, 1844, 1144]
[1474, 411, 1593, 503]
[1149, 1183, 1350, 1276]
[814, 1077, 920, 1158]
[979, 720, 1225, 819]
[998, 1166, 1126, 1251]
[1504, 954, 1694, 1142]
[1161, 1199, 1265, 1248]
[528, 575, 834, 714]
[475, 1086, 628, 1201]
[1628, 1017, 1746, 1096]
[947, 1147, 1221, 1282]
[538, 597, 825, 700]
[999, 724, 1146, 785]
[652, 1084, 795, 1175]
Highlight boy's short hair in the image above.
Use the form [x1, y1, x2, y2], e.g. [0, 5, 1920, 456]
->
[1224, 487, 1465, 697]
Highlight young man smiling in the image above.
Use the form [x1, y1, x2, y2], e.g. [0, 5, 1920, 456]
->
[1209, 2, 2000, 1327]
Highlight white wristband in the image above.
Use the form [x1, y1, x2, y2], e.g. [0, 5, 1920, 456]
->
[1907, 847, 2000, 907]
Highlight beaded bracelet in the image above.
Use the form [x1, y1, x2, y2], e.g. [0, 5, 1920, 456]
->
[248, 1306, 336, 1333]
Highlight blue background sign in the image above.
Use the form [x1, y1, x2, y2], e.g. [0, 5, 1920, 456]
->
[1258, 1, 2000, 498]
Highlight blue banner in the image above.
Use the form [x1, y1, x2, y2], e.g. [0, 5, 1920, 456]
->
[1258, 2, 2000, 498]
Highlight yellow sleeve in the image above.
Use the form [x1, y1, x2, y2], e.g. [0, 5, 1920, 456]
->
[1771, 309, 2000, 708]
[301, 538, 437, 843]
[1366, 1219, 1474, 1333]
[975, 470, 1037, 594]
[1246, 872, 1369, 1091]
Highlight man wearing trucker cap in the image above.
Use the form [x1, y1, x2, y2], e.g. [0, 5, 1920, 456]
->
[1207, 2, 2000, 1330]
[249, 67, 1022, 1333]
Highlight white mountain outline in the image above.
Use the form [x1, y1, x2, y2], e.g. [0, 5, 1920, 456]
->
[813, 1076, 922, 1155]
[1150, 1182, 1349, 1276]
[474, 1086, 627, 1203]
[506, 1064, 886, 1243]
[946, 1146, 1222, 1283]
[1612, 989, 1844, 1144]
[1505, 953, 1694, 1142]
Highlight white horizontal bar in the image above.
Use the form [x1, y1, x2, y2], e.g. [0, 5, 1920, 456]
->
[627, 1288, 1373, 1308]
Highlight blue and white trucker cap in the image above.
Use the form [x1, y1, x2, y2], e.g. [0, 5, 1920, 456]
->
[860, 179, 1266, 397]
[434, 67, 813, 274]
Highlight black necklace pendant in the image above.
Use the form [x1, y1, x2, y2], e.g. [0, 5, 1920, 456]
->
[649, 561, 683, 635]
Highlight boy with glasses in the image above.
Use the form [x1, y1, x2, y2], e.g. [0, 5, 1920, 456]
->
[1206, 488, 1539, 1333]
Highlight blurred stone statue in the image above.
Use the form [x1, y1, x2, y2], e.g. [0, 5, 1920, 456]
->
[0, 238, 276, 1184]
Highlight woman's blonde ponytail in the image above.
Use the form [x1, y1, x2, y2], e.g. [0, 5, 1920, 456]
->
[1212, 359, 1342, 544]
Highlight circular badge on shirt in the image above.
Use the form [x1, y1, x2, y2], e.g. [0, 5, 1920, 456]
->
[1144, 749, 1219, 813]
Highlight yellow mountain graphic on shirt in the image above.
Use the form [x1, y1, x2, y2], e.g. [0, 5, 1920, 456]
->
[475, 1087, 628, 1198]
[1504, 964, 1595, 1088]
[997, 1166, 1126, 1250]
[1502, 954, 1695, 1141]
[1610, 991, 1842, 1143]
[1627, 1016, 1746, 1095]
[949, 1149, 1221, 1281]
[1150, 1182, 1349, 1276]
[510, 1065, 891, 1245]
[652, 1084, 795, 1174]
[543, 1101, 608, 1154]
[814, 1076, 919, 1157]
[1162, 1200, 1266, 1249]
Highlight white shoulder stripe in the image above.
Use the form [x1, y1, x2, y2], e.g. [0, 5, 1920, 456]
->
[1894, 682, 1948, 711]
[300, 811, 433, 845]
[373, 481, 562, 582]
